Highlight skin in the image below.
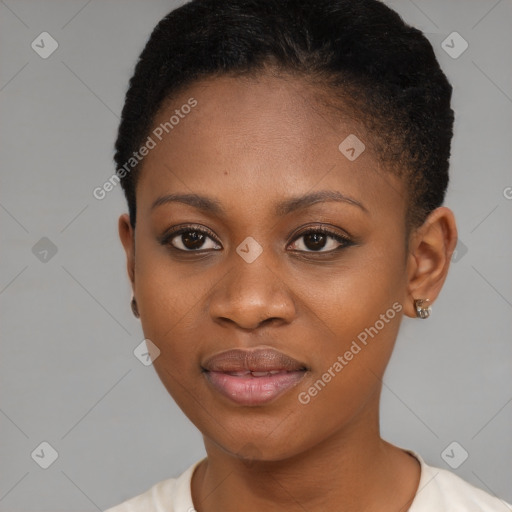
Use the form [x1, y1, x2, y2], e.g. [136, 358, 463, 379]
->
[119, 72, 458, 512]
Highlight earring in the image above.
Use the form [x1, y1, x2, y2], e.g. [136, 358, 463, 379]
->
[414, 299, 431, 319]
[131, 296, 140, 318]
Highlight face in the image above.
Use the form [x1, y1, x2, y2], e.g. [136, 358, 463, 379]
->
[120, 73, 413, 462]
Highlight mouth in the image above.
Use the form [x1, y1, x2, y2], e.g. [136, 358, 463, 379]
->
[202, 347, 308, 406]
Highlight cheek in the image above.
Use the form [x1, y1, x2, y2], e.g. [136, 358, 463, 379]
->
[302, 237, 406, 344]
[289, 280, 404, 453]
[134, 238, 206, 365]
[134, 250, 207, 415]
[291, 240, 406, 414]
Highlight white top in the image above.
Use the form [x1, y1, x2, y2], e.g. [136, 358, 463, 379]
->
[104, 451, 511, 511]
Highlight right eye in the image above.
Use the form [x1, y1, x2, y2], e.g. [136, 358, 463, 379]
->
[161, 225, 222, 252]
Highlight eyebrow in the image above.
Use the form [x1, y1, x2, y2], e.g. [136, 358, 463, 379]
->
[151, 190, 368, 216]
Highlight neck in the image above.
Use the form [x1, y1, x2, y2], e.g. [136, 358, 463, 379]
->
[191, 397, 420, 512]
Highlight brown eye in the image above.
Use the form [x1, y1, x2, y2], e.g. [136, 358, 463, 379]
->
[289, 228, 353, 253]
[163, 226, 222, 252]
[303, 232, 328, 251]
[175, 231, 206, 250]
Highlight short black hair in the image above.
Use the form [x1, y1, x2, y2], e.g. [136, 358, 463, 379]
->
[114, 0, 453, 229]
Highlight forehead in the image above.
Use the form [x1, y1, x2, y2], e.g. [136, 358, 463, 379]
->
[136, 73, 406, 219]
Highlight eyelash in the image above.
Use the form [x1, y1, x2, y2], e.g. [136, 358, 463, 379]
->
[289, 226, 354, 253]
[159, 224, 354, 254]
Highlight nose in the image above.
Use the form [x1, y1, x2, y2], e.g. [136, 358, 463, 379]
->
[208, 247, 296, 331]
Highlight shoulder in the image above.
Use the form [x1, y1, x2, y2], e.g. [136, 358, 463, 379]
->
[408, 451, 511, 511]
[103, 459, 202, 512]
[103, 477, 178, 512]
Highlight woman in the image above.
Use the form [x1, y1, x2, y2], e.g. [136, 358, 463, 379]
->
[106, 0, 510, 510]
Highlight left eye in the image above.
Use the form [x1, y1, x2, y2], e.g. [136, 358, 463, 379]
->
[288, 229, 352, 252]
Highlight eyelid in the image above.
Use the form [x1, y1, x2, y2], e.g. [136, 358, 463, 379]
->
[287, 224, 354, 250]
[160, 222, 355, 255]
[287, 223, 354, 244]
[158, 223, 221, 247]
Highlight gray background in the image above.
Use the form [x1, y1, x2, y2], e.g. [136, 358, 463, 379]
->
[1, 0, 511, 510]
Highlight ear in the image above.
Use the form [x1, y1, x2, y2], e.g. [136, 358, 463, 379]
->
[403, 207, 458, 318]
[118, 213, 136, 289]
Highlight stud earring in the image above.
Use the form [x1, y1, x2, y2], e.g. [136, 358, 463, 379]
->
[414, 299, 431, 319]
[131, 296, 140, 318]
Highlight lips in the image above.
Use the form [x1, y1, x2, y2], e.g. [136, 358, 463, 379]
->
[202, 347, 308, 406]
[203, 347, 307, 373]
